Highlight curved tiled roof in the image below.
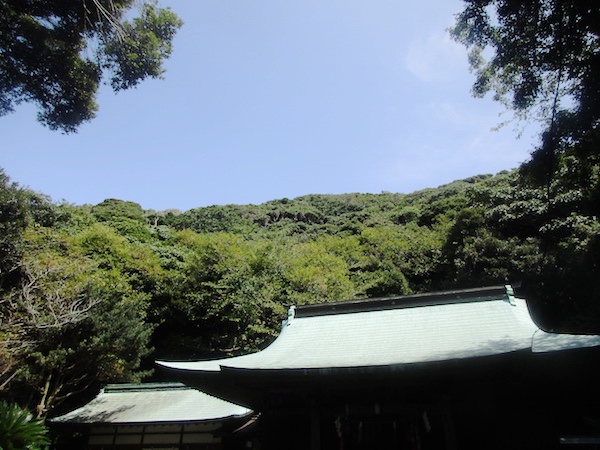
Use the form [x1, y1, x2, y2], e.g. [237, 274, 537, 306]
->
[50, 383, 252, 424]
[157, 286, 600, 374]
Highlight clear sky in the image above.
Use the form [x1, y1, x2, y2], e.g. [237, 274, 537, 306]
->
[1, 0, 540, 212]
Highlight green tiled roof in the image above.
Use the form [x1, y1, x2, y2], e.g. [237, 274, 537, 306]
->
[50, 382, 251, 424]
[157, 285, 600, 373]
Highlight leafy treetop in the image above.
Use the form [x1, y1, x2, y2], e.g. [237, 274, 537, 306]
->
[0, 0, 182, 132]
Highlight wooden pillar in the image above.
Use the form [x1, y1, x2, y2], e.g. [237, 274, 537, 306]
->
[310, 400, 321, 450]
[441, 399, 457, 450]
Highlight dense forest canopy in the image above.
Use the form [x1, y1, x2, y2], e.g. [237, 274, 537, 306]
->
[1, 166, 597, 418]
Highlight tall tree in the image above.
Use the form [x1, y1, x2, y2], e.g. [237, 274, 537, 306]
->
[0, 170, 27, 292]
[451, 0, 600, 330]
[1, 225, 154, 416]
[0, 0, 182, 132]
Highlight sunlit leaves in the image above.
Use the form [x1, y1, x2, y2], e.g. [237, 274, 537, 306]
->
[1, 214, 156, 415]
[281, 240, 356, 304]
[103, 3, 183, 91]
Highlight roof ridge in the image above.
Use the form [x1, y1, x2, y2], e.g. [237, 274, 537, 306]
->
[293, 285, 509, 318]
[104, 382, 189, 393]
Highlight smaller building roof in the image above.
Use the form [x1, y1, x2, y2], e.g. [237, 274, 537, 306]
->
[50, 382, 252, 424]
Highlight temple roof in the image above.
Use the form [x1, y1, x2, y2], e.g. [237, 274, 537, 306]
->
[50, 382, 251, 424]
[157, 286, 600, 374]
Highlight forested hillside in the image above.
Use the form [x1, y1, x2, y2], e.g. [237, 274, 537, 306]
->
[1, 167, 597, 417]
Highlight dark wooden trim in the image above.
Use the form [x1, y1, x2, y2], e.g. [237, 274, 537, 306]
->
[294, 286, 508, 318]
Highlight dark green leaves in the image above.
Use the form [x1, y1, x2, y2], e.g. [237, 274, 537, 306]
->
[451, 0, 599, 118]
[0, 0, 182, 132]
[0, 401, 49, 449]
[451, 0, 600, 329]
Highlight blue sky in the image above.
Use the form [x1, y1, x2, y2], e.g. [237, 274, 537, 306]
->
[1, 0, 540, 212]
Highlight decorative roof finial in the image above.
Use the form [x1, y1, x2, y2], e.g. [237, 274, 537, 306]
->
[285, 306, 296, 326]
[505, 285, 516, 306]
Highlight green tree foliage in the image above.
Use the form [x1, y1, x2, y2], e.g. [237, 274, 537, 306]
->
[0, 401, 49, 449]
[451, 1, 598, 122]
[0, 0, 182, 132]
[451, 0, 600, 330]
[359, 227, 415, 296]
[1, 223, 154, 416]
[170, 205, 260, 234]
[451, 0, 599, 203]
[91, 199, 146, 223]
[280, 240, 357, 304]
[157, 232, 286, 355]
[73, 222, 163, 290]
[0, 170, 28, 291]
[2, 165, 564, 415]
[444, 207, 541, 288]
